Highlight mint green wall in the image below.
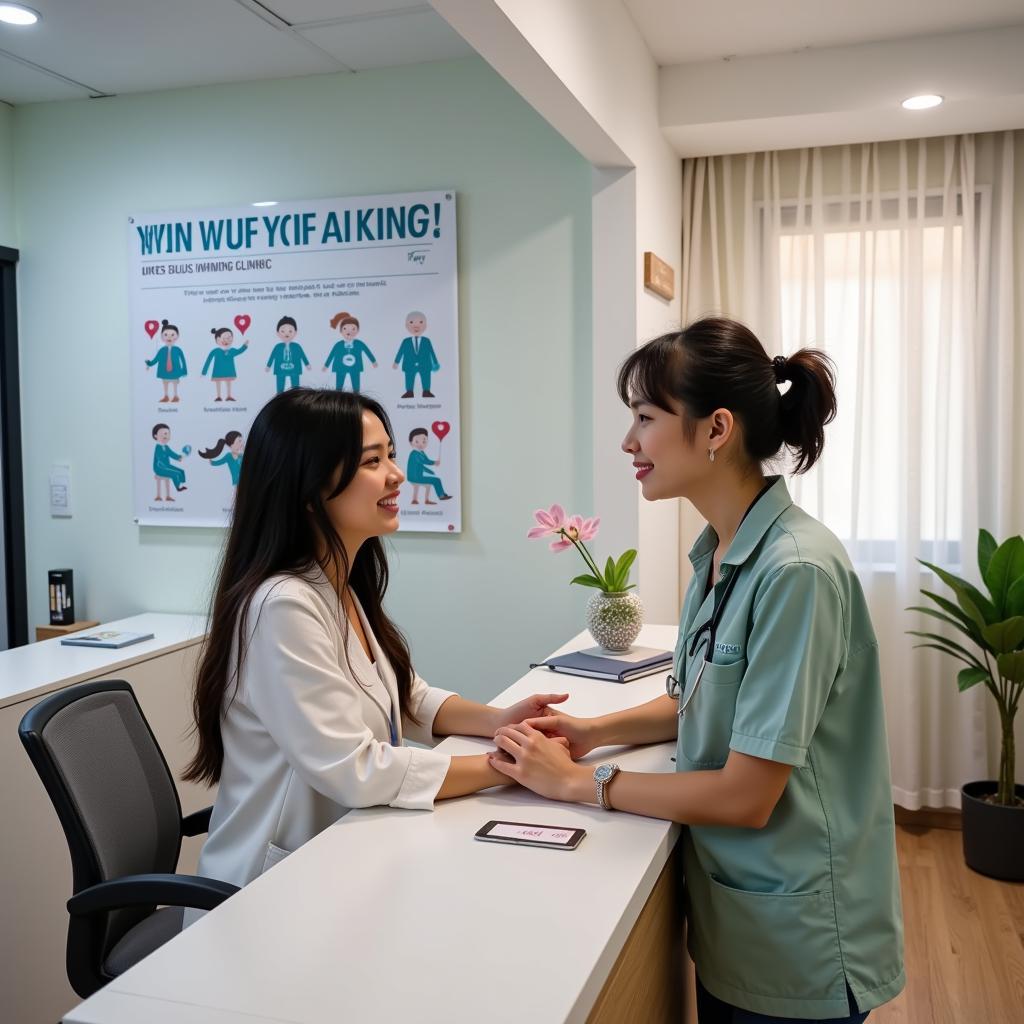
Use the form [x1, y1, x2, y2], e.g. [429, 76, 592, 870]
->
[13, 58, 592, 700]
[0, 102, 13, 245]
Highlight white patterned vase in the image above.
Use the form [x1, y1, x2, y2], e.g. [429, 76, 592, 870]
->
[585, 591, 643, 652]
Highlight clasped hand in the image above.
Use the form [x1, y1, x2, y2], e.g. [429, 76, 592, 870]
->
[488, 709, 598, 802]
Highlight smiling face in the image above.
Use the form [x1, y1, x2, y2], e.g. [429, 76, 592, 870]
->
[229, 435, 244, 456]
[410, 433, 428, 451]
[324, 412, 404, 550]
[341, 322, 359, 341]
[620, 397, 711, 501]
[406, 314, 426, 336]
[278, 323, 296, 342]
[155, 427, 171, 444]
[217, 331, 234, 348]
[161, 329, 178, 345]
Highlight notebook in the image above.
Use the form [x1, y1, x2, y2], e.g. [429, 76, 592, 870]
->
[531, 645, 672, 683]
[60, 630, 155, 649]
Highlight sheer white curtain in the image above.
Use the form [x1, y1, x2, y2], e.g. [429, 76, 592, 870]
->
[681, 133, 1020, 808]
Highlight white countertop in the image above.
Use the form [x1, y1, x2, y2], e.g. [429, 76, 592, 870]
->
[0, 613, 207, 710]
[64, 624, 681, 1024]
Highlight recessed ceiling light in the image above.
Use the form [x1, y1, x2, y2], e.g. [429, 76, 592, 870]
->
[902, 94, 943, 111]
[252, 201, 278, 207]
[0, 4, 40, 26]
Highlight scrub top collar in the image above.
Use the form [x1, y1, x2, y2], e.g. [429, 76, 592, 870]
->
[687, 475, 794, 571]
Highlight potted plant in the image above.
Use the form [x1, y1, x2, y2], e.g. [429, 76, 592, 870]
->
[908, 529, 1024, 880]
[528, 504, 641, 652]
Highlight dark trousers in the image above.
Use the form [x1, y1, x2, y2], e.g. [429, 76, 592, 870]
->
[696, 978, 869, 1024]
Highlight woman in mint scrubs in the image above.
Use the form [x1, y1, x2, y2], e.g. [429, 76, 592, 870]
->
[491, 318, 904, 1022]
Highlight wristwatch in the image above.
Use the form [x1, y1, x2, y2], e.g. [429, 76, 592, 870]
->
[593, 762, 620, 810]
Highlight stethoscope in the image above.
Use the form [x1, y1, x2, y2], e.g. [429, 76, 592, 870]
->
[667, 564, 742, 717]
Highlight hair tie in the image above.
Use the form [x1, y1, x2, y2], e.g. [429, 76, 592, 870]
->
[772, 355, 788, 383]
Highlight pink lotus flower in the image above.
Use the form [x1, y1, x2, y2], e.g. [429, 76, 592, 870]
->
[527, 505, 633, 593]
[527, 504, 567, 539]
[550, 514, 601, 551]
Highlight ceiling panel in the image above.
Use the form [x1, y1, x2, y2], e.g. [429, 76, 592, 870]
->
[300, 8, 472, 71]
[624, 0, 1024, 65]
[0, 0, 342, 100]
[0, 52, 91, 104]
[263, 1, 428, 25]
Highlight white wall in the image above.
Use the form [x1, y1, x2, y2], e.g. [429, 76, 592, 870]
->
[12, 58, 594, 700]
[435, 0, 685, 624]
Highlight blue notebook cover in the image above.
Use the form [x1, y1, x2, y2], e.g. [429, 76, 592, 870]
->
[532, 646, 672, 683]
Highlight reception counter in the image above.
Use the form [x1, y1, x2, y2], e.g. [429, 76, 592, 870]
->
[63, 624, 689, 1024]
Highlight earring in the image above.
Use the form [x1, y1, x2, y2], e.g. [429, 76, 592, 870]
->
[708, 448, 715, 463]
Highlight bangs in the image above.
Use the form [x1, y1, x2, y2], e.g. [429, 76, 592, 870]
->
[616, 333, 684, 412]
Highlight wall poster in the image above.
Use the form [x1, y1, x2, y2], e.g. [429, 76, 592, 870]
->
[128, 189, 461, 532]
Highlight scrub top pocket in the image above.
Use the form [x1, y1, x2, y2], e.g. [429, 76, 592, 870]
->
[690, 871, 844, 1006]
[676, 659, 746, 769]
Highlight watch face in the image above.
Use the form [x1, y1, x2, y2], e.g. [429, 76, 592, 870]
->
[595, 764, 614, 782]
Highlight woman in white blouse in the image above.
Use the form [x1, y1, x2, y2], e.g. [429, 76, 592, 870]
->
[184, 388, 565, 889]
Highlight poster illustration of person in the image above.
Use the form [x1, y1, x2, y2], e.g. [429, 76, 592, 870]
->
[323, 312, 377, 392]
[392, 311, 439, 398]
[151, 423, 188, 501]
[201, 327, 248, 402]
[199, 430, 244, 485]
[265, 316, 309, 393]
[406, 427, 452, 504]
[144, 320, 187, 403]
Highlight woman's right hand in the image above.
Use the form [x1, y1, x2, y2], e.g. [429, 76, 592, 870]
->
[519, 711, 602, 761]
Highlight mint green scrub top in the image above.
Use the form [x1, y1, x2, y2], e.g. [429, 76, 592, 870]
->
[675, 476, 904, 1019]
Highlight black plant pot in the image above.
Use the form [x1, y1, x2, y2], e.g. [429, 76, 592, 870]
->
[961, 781, 1024, 882]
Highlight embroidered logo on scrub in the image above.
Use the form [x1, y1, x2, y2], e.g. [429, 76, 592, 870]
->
[715, 642, 742, 656]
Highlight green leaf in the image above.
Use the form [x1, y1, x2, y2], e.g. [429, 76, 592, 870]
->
[912, 643, 976, 669]
[906, 631, 986, 669]
[615, 549, 637, 579]
[996, 651, 1024, 684]
[1007, 576, 1024, 619]
[604, 556, 615, 589]
[957, 667, 991, 692]
[606, 550, 635, 592]
[907, 605, 976, 641]
[919, 591, 984, 643]
[570, 574, 605, 590]
[919, 560, 997, 626]
[981, 617, 1024, 655]
[984, 537, 1024, 619]
[978, 529, 998, 584]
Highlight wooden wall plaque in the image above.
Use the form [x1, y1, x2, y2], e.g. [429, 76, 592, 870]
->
[643, 251, 675, 300]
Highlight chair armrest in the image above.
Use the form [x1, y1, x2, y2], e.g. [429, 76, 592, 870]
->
[180, 806, 213, 836]
[68, 873, 239, 917]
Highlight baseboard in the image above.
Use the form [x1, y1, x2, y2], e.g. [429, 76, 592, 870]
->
[893, 804, 962, 830]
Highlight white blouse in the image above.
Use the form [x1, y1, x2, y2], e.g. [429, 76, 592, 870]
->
[196, 568, 454, 889]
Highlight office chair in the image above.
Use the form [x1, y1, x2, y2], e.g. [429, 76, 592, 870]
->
[18, 679, 238, 997]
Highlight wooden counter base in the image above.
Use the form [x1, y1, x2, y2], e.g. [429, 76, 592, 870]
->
[587, 849, 686, 1023]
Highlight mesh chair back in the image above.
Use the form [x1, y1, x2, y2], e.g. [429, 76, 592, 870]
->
[20, 681, 184, 959]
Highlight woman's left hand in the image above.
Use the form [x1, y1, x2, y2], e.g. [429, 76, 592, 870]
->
[489, 722, 590, 803]
[495, 692, 569, 730]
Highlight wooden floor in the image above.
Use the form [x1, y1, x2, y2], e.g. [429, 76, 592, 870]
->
[872, 824, 1024, 1024]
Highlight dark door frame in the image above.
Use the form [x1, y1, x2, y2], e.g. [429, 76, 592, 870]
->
[0, 244, 26, 647]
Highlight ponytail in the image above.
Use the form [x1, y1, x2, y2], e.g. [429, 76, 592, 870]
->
[775, 349, 837, 473]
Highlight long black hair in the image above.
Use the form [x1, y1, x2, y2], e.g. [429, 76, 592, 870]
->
[618, 316, 837, 473]
[183, 388, 416, 786]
